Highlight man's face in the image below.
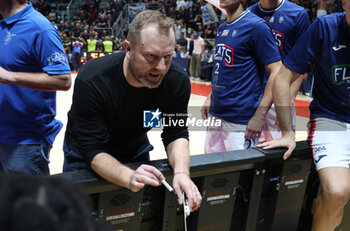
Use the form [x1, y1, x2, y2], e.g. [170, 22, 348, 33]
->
[219, 0, 242, 11]
[126, 25, 175, 88]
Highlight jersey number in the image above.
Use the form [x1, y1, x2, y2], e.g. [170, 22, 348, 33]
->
[273, 30, 284, 50]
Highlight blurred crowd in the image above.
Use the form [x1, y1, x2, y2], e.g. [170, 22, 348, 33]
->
[28, 0, 344, 75]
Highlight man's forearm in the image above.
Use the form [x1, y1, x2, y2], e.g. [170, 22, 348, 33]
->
[91, 152, 135, 189]
[254, 76, 274, 119]
[166, 138, 190, 176]
[273, 66, 299, 136]
[1, 68, 71, 91]
[254, 61, 282, 118]
[290, 73, 307, 102]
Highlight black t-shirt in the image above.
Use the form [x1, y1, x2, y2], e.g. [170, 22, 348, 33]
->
[65, 52, 191, 163]
[177, 38, 188, 48]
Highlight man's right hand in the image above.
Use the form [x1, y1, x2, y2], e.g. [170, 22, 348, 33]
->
[129, 164, 165, 192]
[201, 94, 211, 120]
[256, 132, 296, 160]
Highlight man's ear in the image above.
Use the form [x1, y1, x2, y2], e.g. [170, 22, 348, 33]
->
[124, 40, 131, 54]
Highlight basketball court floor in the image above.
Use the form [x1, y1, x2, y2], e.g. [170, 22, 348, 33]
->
[49, 74, 311, 174]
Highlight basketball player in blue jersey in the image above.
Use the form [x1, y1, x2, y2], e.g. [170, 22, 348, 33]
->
[247, 0, 310, 142]
[258, 0, 350, 229]
[201, 0, 282, 153]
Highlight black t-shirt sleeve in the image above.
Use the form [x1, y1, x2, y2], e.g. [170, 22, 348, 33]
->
[67, 78, 110, 163]
[161, 65, 191, 147]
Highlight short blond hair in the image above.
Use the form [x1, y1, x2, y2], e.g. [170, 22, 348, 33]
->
[127, 10, 175, 45]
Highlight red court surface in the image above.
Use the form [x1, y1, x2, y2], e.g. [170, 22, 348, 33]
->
[191, 82, 310, 118]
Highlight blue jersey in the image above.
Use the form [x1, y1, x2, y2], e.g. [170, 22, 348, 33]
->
[209, 11, 281, 124]
[0, 3, 71, 144]
[248, 0, 310, 60]
[284, 13, 350, 123]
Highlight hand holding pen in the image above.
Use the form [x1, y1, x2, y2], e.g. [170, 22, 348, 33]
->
[128, 164, 165, 192]
[127, 164, 201, 211]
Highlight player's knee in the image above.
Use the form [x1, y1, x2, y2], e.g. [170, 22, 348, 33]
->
[322, 185, 350, 206]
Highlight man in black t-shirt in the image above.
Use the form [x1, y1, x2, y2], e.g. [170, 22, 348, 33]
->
[176, 31, 188, 49]
[63, 10, 202, 212]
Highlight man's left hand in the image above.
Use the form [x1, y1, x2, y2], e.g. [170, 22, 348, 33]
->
[172, 172, 202, 211]
[245, 113, 265, 140]
[257, 134, 296, 160]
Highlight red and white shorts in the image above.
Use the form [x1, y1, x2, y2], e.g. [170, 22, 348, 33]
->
[204, 115, 258, 154]
[308, 117, 350, 170]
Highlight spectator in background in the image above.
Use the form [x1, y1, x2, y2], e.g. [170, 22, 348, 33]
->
[96, 39, 104, 52]
[73, 8, 82, 22]
[87, 0, 98, 22]
[317, 0, 328, 17]
[57, 19, 64, 31]
[176, 32, 188, 51]
[110, 35, 121, 52]
[99, 29, 108, 40]
[62, 21, 71, 36]
[106, 13, 114, 28]
[190, 32, 205, 79]
[204, 24, 215, 39]
[136, 0, 145, 8]
[61, 32, 72, 55]
[196, 23, 204, 37]
[176, 0, 186, 11]
[81, 29, 90, 42]
[72, 22, 83, 38]
[51, 21, 58, 30]
[0, 0, 71, 175]
[81, 8, 91, 23]
[180, 47, 189, 58]
[115, 0, 124, 16]
[185, 0, 193, 9]
[90, 21, 97, 30]
[48, 8, 56, 22]
[175, 20, 182, 40]
[72, 39, 84, 72]
[176, 7, 186, 21]
[187, 12, 196, 29]
[40, 1, 50, 16]
[167, 6, 177, 18]
[98, 14, 108, 28]
[87, 34, 97, 52]
[105, 2, 112, 15]
[103, 36, 113, 53]
[203, 43, 214, 64]
[201, 43, 214, 82]
[97, 8, 106, 21]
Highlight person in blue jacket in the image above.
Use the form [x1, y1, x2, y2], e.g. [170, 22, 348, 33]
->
[0, 0, 71, 175]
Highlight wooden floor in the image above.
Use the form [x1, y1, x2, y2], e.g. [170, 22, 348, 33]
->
[49, 75, 311, 174]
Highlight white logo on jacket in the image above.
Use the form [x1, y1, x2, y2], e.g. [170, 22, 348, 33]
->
[332, 45, 347, 51]
[5, 31, 16, 45]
